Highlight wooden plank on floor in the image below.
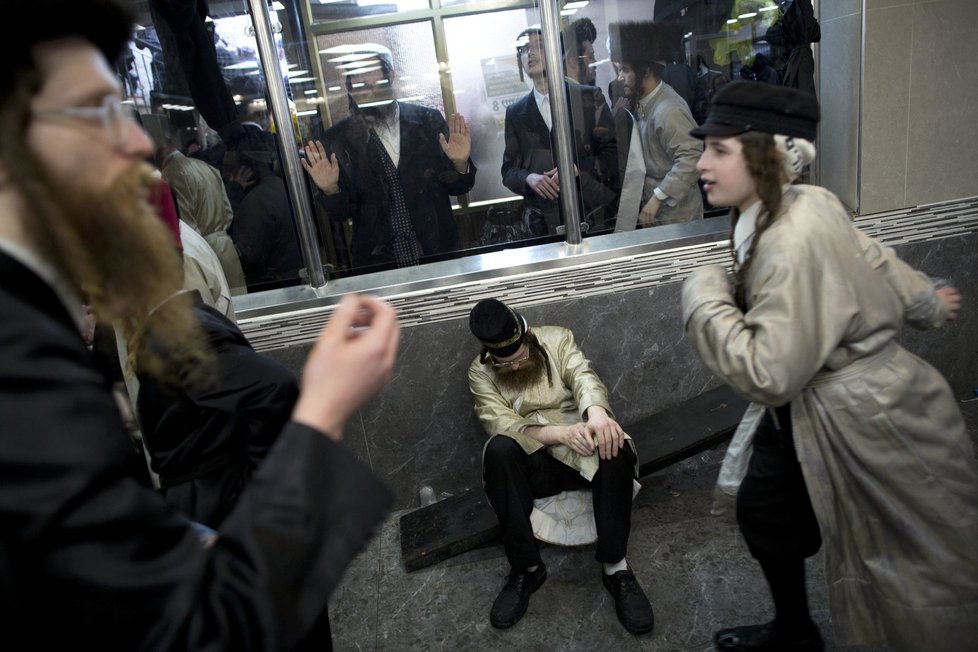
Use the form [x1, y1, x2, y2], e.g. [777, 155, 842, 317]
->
[399, 384, 748, 572]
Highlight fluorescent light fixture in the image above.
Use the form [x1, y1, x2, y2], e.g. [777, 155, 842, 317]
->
[357, 99, 396, 108]
[296, 109, 318, 116]
[304, 89, 319, 95]
[287, 70, 310, 76]
[336, 60, 382, 70]
[224, 61, 259, 70]
[342, 65, 381, 76]
[327, 85, 342, 91]
[376, 79, 389, 85]
[760, 4, 779, 11]
[591, 57, 610, 68]
[684, 32, 693, 38]
[560, 8, 578, 15]
[351, 82, 366, 88]
[288, 76, 316, 82]
[739, 12, 757, 19]
[563, 1, 589, 8]
[323, 53, 377, 63]
[726, 18, 738, 24]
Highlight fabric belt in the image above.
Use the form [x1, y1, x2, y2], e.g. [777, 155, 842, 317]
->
[806, 341, 898, 389]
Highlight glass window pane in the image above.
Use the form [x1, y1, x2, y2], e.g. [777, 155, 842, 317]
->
[310, 0, 430, 24]
[117, 0, 309, 296]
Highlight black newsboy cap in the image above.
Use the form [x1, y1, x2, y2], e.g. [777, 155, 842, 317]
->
[690, 81, 819, 141]
[469, 299, 527, 358]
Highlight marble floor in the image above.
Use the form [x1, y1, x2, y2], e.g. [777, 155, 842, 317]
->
[329, 398, 978, 652]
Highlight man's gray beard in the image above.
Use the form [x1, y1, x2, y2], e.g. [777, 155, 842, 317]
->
[493, 347, 546, 392]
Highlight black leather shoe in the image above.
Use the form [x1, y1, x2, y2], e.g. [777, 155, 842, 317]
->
[602, 568, 655, 635]
[714, 620, 824, 651]
[489, 563, 547, 629]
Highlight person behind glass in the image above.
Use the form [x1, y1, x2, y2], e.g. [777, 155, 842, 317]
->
[681, 81, 978, 651]
[301, 43, 475, 270]
[501, 26, 619, 236]
[157, 144, 247, 293]
[467, 299, 653, 635]
[0, 2, 400, 648]
[224, 131, 303, 289]
[609, 21, 703, 228]
[133, 215, 299, 529]
[562, 17, 598, 86]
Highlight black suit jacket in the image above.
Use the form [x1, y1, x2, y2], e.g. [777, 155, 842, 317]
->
[137, 292, 300, 528]
[0, 250, 391, 650]
[501, 82, 619, 233]
[320, 102, 477, 269]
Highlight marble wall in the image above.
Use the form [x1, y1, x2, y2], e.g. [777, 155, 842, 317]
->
[814, 0, 978, 214]
[818, 0, 862, 212]
[264, 230, 978, 510]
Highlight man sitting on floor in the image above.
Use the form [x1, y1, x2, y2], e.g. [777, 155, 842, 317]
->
[466, 298, 654, 634]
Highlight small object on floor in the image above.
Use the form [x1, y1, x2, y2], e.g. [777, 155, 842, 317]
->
[602, 568, 655, 635]
[489, 563, 547, 629]
[713, 620, 824, 651]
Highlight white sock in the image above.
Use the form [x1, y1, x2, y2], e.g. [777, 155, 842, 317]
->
[603, 558, 628, 575]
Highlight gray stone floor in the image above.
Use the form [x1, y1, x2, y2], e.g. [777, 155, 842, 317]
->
[330, 399, 978, 652]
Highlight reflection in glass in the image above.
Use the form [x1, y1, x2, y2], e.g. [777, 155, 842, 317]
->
[116, 0, 817, 290]
[310, 0, 430, 24]
[117, 0, 308, 294]
[304, 29, 476, 274]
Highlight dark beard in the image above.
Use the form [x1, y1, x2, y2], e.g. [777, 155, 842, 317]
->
[493, 346, 546, 393]
[22, 161, 212, 386]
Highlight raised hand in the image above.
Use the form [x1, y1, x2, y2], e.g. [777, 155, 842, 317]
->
[300, 139, 341, 194]
[292, 294, 400, 439]
[438, 113, 471, 172]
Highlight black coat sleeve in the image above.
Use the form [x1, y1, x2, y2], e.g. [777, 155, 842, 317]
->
[0, 292, 391, 651]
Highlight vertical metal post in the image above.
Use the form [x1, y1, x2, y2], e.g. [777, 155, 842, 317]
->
[246, 0, 327, 288]
[538, 0, 583, 245]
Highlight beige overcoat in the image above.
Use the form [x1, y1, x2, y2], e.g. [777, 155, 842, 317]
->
[682, 185, 978, 651]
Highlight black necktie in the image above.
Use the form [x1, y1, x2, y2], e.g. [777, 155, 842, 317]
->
[368, 129, 420, 267]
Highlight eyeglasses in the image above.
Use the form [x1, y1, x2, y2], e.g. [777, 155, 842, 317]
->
[34, 95, 133, 150]
[491, 348, 530, 368]
[517, 42, 544, 57]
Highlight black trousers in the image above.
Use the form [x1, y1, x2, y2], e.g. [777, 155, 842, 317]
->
[483, 435, 636, 570]
[736, 404, 822, 560]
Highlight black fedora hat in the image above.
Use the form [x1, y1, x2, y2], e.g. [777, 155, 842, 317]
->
[690, 80, 819, 141]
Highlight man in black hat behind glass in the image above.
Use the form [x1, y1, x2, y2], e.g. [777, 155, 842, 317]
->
[467, 298, 654, 634]
[609, 21, 703, 228]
